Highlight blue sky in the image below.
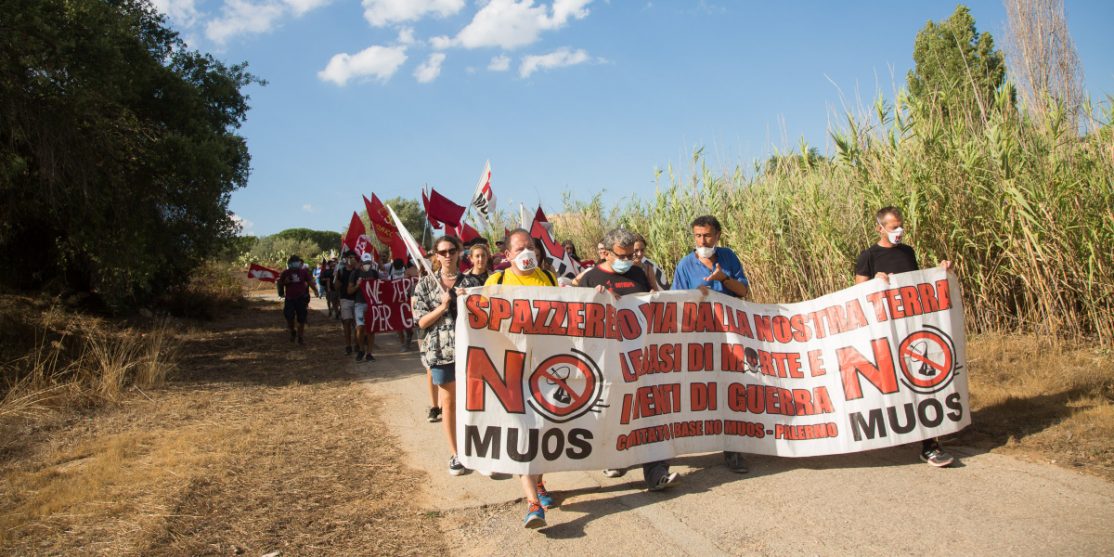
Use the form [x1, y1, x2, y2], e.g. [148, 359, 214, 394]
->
[151, 0, 1114, 236]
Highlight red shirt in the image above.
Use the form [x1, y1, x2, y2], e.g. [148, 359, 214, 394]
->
[279, 268, 313, 299]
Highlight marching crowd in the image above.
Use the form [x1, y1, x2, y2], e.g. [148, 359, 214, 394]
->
[273, 205, 956, 529]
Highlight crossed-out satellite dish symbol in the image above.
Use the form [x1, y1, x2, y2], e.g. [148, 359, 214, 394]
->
[527, 349, 605, 423]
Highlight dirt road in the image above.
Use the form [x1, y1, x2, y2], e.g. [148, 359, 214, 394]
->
[360, 302, 1114, 556]
[5, 294, 1111, 556]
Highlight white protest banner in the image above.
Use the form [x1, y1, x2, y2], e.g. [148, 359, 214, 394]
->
[455, 268, 969, 475]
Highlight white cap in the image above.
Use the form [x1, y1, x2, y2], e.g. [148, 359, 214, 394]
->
[361, 253, 374, 262]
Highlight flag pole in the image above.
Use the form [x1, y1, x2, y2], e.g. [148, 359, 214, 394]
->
[420, 183, 428, 249]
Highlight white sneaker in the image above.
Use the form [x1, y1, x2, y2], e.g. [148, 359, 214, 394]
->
[448, 455, 466, 476]
[648, 472, 680, 492]
[602, 468, 627, 478]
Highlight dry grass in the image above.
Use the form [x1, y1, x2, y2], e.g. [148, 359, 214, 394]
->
[0, 300, 179, 422]
[960, 334, 1114, 480]
[0, 299, 446, 556]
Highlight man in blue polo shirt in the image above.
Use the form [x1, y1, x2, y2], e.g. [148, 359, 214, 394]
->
[672, 215, 751, 473]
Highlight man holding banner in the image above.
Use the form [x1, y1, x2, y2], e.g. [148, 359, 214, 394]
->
[672, 215, 753, 474]
[483, 229, 559, 528]
[855, 206, 955, 467]
[351, 253, 379, 362]
[579, 228, 680, 491]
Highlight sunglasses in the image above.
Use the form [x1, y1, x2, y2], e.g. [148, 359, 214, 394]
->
[436, 248, 460, 257]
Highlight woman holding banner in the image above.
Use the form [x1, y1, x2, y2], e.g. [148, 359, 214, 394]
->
[412, 235, 468, 476]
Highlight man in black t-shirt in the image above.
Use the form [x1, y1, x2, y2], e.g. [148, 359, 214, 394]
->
[333, 251, 359, 355]
[321, 258, 337, 318]
[855, 206, 955, 467]
[580, 228, 679, 492]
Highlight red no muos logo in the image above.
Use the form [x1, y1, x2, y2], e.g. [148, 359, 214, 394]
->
[527, 349, 605, 423]
[897, 326, 959, 394]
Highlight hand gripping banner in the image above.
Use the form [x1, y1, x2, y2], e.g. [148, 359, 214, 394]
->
[455, 268, 969, 475]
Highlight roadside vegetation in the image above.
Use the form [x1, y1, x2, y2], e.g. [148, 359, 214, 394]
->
[546, 5, 1113, 476]
[0, 0, 1110, 553]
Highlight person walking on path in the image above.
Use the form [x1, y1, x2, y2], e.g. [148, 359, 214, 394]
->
[484, 229, 559, 528]
[350, 252, 379, 362]
[460, 243, 493, 287]
[671, 215, 752, 473]
[580, 228, 680, 491]
[854, 206, 955, 467]
[277, 255, 318, 345]
[412, 236, 468, 477]
[333, 251, 359, 356]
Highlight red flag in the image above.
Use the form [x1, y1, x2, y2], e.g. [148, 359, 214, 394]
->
[342, 212, 366, 253]
[530, 219, 582, 279]
[365, 195, 408, 260]
[247, 263, 280, 282]
[443, 224, 458, 238]
[460, 221, 481, 243]
[421, 188, 442, 229]
[352, 234, 380, 262]
[426, 188, 466, 228]
[532, 205, 554, 236]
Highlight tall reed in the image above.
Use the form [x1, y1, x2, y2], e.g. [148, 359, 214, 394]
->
[557, 88, 1114, 342]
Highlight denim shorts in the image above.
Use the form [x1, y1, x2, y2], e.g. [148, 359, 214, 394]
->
[354, 303, 368, 327]
[430, 363, 456, 385]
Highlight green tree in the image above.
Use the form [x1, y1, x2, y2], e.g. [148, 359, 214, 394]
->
[245, 236, 323, 269]
[0, 0, 257, 309]
[271, 228, 342, 254]
[907, 5, 1006, 122]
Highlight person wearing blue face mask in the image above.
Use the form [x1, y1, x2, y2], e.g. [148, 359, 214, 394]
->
[578, 228, 680, 492]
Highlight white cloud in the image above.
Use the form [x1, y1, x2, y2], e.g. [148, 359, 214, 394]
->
[302, 203, 318, 213]
[204, 0, 331, 44]
[397, 26, 417, 45]
[205, 0, 286, 44]
[414, 52, 447, 83]
[433, 0, 593, 50]
[151, 0, 200, 27]
[318, 45, 408, 86]
[284, 0, 331, 16]
[488, 55, 511, 71]
[231, 213, 255, 236]
[362, 0, 465, 27]
[519, 47, 589, 77]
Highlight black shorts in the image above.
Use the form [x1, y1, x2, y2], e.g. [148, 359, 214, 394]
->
[283, 295, 310, 323]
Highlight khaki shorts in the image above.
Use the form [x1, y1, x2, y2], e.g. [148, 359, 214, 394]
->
[339, 299, 356, 321]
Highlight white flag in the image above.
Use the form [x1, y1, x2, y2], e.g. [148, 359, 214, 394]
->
[470, 160, 495, 217]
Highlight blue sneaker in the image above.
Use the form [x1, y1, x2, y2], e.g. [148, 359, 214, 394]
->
[535, 482, 554, 508]
[523, 501, 546, 529]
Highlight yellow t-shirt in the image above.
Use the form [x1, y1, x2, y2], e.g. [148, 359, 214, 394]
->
[483, 268, 556, 287]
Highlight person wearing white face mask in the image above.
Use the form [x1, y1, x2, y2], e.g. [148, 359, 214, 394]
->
[671, 215, 752, 474]
[350, 252, 380, 362]
[855, 206, 955, 467]
[483, 228, 558, 528]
